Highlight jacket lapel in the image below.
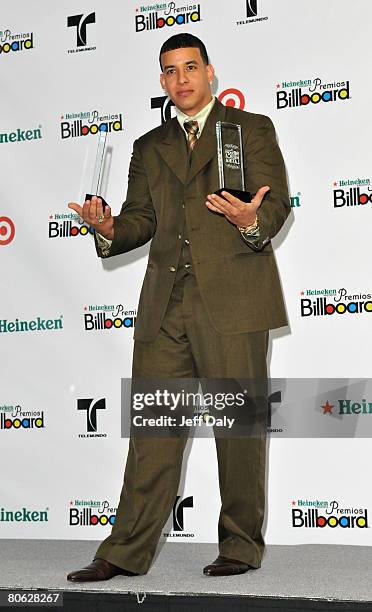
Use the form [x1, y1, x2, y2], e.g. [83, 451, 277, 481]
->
[187, 98, 227, 185]
[155, 98, 227, 186]
[155, 118, 189, 185]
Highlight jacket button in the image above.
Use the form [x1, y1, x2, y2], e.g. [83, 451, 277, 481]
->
[184, 239, 190, 245]
[169, 266, 176, 272]
[178, 234, 182, 239]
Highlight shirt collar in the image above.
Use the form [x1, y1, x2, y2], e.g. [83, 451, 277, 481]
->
[175, 96, 216, 138]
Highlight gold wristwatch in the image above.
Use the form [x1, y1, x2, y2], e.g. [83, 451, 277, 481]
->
[237, 215, 259, 235]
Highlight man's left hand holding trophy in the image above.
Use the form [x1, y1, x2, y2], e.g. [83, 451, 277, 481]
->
[68, 196, 114, 240]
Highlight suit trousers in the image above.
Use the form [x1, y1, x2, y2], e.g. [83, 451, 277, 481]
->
[94, 267, 269, 574]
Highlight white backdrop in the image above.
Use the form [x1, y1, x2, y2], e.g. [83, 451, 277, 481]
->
[1, 0, 371, 547]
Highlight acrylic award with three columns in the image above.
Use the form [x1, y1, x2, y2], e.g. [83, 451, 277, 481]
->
[85, 129, 108, 210]
[215, 121, 251, 203]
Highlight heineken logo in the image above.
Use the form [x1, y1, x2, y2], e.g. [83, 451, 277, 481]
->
[0, 126, 42, 144]
[0, 316, 63, 333]
[0, 507, 49, 522]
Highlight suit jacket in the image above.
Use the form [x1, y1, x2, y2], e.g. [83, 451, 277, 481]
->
[97, 98, 291, 341]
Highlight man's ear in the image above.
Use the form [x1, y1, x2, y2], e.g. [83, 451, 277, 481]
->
[207, 64, 215, 84]
[160, 73, 166, 91]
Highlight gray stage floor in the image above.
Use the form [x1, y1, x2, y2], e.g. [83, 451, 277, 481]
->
[0, 540, 371, 603]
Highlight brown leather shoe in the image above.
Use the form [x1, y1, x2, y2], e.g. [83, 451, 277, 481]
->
[67, 558, 138, 582]
[203, 555, 253, 576]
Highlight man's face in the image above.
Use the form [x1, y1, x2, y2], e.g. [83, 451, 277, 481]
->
[160, 46, 214, 116]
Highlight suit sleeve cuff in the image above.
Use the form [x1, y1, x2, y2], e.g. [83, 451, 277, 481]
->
[95, 232, 112, 257]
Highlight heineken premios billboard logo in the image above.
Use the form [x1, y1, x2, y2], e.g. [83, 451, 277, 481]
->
[69, 499, 117, 527]
[291, 499, 368, 529]
[0, 403, 46, 430]
[60, 109, 123, 139]
[135, 2, 201, 33]
[276, 76, 350, 110]
[299, 287, 372, 318]
[332, 176, 372, 209]
[83, 303, 137, 331]
[0, 28, 34, 55]
[49, 211, 94, 239]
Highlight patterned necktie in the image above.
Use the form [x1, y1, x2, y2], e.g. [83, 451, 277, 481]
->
[184, 120, 199, 150]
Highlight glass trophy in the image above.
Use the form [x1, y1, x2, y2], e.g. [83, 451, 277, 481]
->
[85, 130, 108, 210]
[215, 121, 251, 203]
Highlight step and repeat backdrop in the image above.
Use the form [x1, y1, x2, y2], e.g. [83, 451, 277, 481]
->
[1, 0, 371, 548]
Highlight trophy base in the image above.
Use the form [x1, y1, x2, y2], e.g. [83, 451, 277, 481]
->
[215, 188, 251, 203]
[85, 194, 107, 211]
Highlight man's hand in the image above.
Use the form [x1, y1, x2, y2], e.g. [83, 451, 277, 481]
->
[68, 196, 114, 240]
[205, 185, 270, 228]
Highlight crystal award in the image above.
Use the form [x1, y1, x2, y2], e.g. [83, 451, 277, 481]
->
[85, 130, 108, 209]
[215, 121, 251, 203]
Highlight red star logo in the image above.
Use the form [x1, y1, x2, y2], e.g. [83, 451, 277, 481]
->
[291, 500, 296, 506]
[61, 115, 64, 119]
[321, 400, 334, 414]
[276, 83, 280, 88]
[69, 501, 73, 505]
[301, 291, 304, 296]
[49, 215, 53, 219]
[333, 181, 337, 187]
[84, 306, 87, 311]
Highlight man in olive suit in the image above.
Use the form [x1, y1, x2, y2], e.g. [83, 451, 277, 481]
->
[67, 33, 291, 581]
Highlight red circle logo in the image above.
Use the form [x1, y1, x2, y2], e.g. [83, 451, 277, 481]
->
[0, 216, 15, 246]
[218, 88, 246, 109]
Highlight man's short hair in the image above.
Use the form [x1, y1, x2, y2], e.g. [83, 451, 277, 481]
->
[159, 33, 209, 70]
